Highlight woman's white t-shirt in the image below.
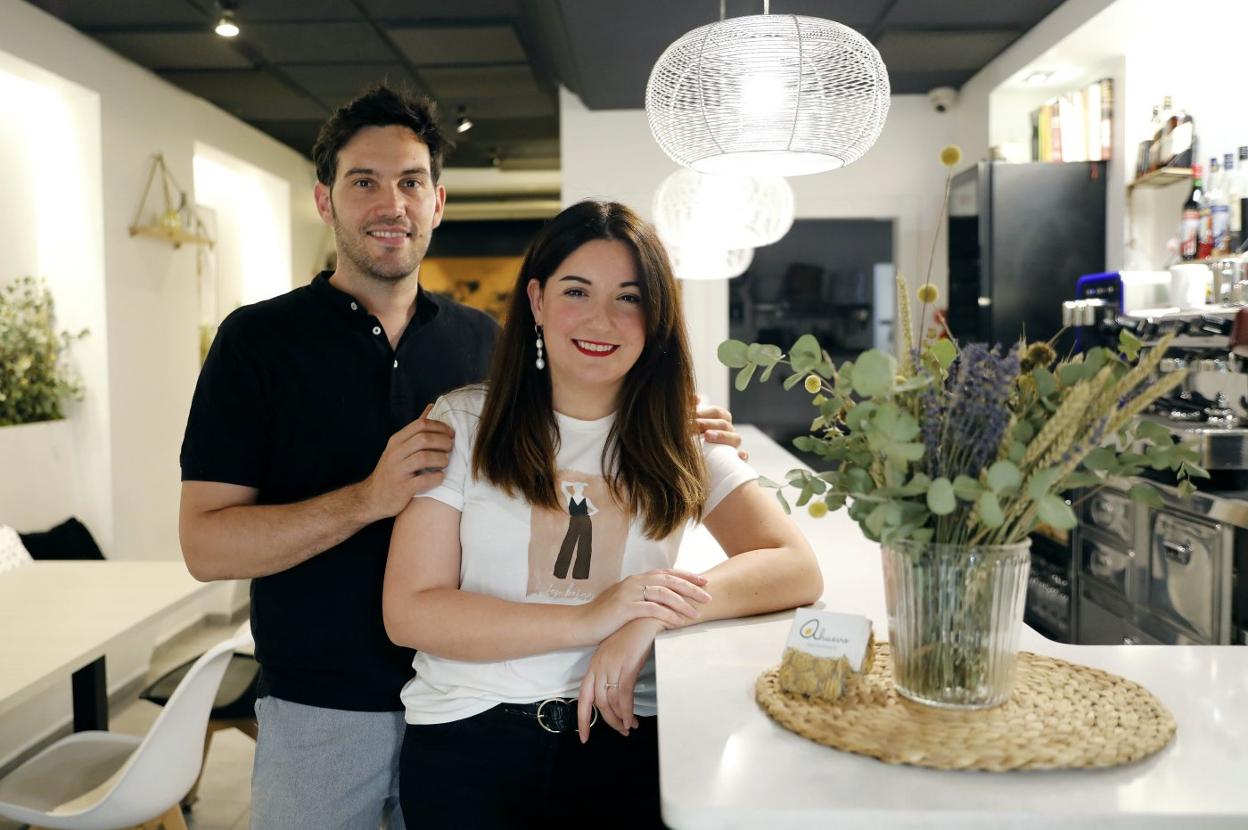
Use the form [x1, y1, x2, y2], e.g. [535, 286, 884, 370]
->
[399, 386, 757, 725]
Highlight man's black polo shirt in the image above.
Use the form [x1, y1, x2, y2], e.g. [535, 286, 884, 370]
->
[180, 272, 498, 711]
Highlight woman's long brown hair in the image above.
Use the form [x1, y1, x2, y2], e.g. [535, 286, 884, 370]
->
[471, 200, 707, 538]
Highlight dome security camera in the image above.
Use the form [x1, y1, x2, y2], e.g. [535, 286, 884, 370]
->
[928, 86, 958, 114]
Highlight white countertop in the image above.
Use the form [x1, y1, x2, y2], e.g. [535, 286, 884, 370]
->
[663, 427, 1248, 829]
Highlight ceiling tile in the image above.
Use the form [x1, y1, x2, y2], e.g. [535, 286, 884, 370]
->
[877, 30, 1019, 72]
[421, 65, 540, 98]
[887, 69, 978, 95]
[228, 0, 360, 23]
[27, 0, 204, 27]
[162, 70, 329, 120]
[885, 0, 1065, 28]
[247, 119, 325, 156]
[242, 22, 392, 63]
[359, 0, 520, 19]
[388, 25, 527, 66]
[281, 63, 417, 103]
[96, 32, 253, 70]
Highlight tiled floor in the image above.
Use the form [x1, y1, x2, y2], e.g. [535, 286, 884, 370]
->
[0, 619, 255, 830]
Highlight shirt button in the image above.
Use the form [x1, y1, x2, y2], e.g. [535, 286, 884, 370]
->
[350, 302, 358, 311]
[393, 359, 399, 369]
[372, 326, 382, 336]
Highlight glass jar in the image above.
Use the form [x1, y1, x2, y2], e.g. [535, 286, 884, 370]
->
[881, 539, 1031, 709]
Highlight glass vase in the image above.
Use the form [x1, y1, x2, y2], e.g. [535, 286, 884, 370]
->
[881, 539, 1031, 709]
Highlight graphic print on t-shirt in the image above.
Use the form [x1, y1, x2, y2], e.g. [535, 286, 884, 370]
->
[526, 469, 628, 602]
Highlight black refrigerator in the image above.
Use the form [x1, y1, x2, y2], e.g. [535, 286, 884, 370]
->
[946, 161, 1106, 348]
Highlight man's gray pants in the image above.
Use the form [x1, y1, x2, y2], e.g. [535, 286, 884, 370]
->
[251, 696, 407, 829]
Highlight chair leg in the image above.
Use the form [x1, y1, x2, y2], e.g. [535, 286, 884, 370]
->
[160, 803, 190, 830]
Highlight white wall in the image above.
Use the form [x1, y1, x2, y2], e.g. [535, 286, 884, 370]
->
[0, 0, 324, 569]
[560, 88, 955, 403]
[0, 0, 324, 769]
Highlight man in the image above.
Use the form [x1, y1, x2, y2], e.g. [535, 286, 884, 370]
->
[179, 86, 741, 829]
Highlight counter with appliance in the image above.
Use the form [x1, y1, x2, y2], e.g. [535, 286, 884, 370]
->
[662, 426, 1248, 830]
[1055, 282, 1248, 646]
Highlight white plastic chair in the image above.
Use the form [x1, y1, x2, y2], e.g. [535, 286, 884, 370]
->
[0, 635, 245, 830]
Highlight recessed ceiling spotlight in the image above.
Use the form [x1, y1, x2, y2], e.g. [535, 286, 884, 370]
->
[215, 3, 240, 38]
[456, 106, 473, 134]
[1023, 70, 1056, 86]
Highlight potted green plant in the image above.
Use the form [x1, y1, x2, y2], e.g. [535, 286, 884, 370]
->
[0, 276, 86, 427]
[721, 146, 1204, 709]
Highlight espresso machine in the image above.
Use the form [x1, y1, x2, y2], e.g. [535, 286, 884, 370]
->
[1051, 269, 1248, 647]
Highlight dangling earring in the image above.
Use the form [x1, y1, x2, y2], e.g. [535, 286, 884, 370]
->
[534, 324, 545, 370]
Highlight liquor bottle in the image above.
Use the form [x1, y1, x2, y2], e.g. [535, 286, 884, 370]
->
[1181, 165, 1204, 261]
[1234, 147, 1248, 250]
[1138, 105, 1160, 176]
[1209, 156, 1231, 257]
[1170, 108, 1196, 169]
[1156, 96, 1175, 169]
[1198, 159, 1216, 260]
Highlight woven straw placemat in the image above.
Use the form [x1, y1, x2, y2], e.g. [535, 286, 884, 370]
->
[756, 643, 1176, 771]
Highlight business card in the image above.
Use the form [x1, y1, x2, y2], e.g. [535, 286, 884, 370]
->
[785, 609, 873, 672]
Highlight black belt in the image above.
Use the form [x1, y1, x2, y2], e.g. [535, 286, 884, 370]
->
[497, 698, 599, 734]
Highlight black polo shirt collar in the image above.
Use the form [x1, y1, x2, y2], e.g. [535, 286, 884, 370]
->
[308, 270, 440, 332]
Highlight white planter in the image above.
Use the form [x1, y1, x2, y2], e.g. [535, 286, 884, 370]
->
[0, 418, 82, 532]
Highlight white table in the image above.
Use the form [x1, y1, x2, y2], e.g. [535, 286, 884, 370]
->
[662, 427, 1248, 829]
[0, 561, 215, 731]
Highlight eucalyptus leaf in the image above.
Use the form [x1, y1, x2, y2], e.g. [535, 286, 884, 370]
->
[1082, 447, 1117, 471]
[1033, 366, 1057, 397]
[1181, 461, 1211, 479]
[783, 371, 806, 391]
[978, 491, 1004, 527]
[986, 461, 1021, 493]
[852, 350, 897, 398]
[1037, 494, 1077, 529]
[734, 363, 756, 392]
[927, 477, 956, 515]
[1177, 479, 1197, 500]
[1058, 362, 1086, 386]
[1119, 328, 1142, 360]
[774, 488, 791, 514]
[953, 475, 983, 501]
[717, 339, 750, 368]
[1027, 467, 1062, 499]
[1127, 482, 1165, 509]
[930, 338, 957, 369]
[1135, 419, 1173, 445]
[790, 334, 822, 374]
[1008, 441, 1026, 462]
[1060, 471, 1102, 489]
[1013, 420, 1036, 443]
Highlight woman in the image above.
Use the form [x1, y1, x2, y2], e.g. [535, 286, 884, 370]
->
[383, 200, 822, 827]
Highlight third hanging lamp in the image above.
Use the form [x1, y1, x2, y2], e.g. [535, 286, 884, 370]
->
[645, 1, 890, 177]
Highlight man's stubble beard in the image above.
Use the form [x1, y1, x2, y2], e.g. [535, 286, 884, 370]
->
[331, 203, 428, 284]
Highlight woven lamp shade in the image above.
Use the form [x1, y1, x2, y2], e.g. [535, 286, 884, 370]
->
[665, 244, 753, 281]
[646, 14, 890, 176]
[652, 169, 794, 250]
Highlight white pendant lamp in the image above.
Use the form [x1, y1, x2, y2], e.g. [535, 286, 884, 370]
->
[652, 169, 794, 250]
[666, 244, 754, 281]
[646, 8, 890, 176]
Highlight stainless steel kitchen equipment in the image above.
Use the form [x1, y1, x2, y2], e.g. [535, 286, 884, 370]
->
[1050, 300, 1248, 646]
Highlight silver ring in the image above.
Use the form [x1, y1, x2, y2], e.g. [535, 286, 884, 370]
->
[642, 584, 650, 602]
[605, 681, 619, 689]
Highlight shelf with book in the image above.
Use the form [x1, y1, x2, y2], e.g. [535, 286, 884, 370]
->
[1127, 167, 1192, 193]
[1030, 78, 1113, 163]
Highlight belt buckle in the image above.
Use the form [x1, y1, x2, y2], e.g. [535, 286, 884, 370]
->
[535, 698, 598, 733]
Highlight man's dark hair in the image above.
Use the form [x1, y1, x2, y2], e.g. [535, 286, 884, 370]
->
[312, 84, 449, 186]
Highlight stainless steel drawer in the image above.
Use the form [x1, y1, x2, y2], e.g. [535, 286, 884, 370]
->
[1149, 510, 1225, 641]
[1080, 532, 1136, 598]
[1083, 488, 1134, 545]
[1077, 592, 1160, 645]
